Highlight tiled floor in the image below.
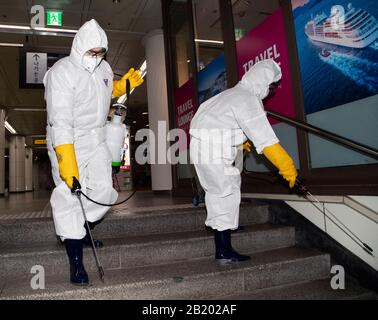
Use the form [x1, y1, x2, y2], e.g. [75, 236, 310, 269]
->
[0, 190, 195, 220]
[0, 191, 51, 217]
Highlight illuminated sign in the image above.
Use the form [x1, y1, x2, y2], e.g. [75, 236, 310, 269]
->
[46, 11, 63, 27]
[34, 139, 46, 145]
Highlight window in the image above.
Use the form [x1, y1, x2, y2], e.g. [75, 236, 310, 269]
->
[169, 0, 195, 89]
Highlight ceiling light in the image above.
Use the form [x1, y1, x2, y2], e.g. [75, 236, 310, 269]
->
[0, 42, 24, 47]
[195, 39, 224, 45]
[34, 27, 77, 33]
[0, 24, 31, 30]
[146, 124, 149, 127]
[133, 121, 137, 124]
[142, 112, 148, 115]
[0, 24, 78, 34]
[5, 121, 17, 134]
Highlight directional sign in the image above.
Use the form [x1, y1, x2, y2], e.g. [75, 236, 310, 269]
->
[26, 52, 47, 84]
[19, 46, 69, 88]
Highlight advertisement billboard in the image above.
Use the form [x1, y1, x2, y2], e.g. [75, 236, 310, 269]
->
[197, 53, 227, 105]
[175, 79, 196, 150]
[236, 7, 296, 124]
[291, 0, 378, 114]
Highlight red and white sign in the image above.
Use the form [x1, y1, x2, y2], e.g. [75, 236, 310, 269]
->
[175, 79, 196, 150]
[236, 8, 295, 124]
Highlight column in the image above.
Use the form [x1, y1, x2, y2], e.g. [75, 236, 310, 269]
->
[9, 135, 26, 192]
[33, 158, 39, 191]
[142, 29, 173, 191]
[0, 109, 4, 194]
[25, 147, 33, 192]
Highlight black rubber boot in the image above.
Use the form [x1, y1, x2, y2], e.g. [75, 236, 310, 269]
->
[82, 221, 103, 248]
[214, 229, 251, 265]
[64, 239, 89, 286]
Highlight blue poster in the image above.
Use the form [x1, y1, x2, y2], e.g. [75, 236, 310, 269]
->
[291, 0, 378, 114]
[197, 53, 227, 105]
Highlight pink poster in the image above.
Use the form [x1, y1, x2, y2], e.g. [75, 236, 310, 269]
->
[236, 8, 295, 125]
[175, 78, 196, 150]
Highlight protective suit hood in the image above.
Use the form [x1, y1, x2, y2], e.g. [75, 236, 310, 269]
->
[240, 59, 282, 99]
[70, 19, 108, 72]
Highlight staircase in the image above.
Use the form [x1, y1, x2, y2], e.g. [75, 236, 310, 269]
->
[0, 201, 375, 300]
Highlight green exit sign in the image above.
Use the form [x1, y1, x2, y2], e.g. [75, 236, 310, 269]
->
[46, 11, 63, 26]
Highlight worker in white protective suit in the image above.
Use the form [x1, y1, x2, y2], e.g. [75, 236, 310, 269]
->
[44, 19, 143, 285]
[190, 59, 297, 265]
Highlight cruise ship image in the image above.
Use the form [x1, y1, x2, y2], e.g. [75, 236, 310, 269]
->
[305, 4, 378, 48]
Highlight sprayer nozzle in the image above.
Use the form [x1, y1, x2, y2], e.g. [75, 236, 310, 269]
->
[71, 177, 82, 194]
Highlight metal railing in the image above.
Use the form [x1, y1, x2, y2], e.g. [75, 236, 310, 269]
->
[266, 111, 378, 159]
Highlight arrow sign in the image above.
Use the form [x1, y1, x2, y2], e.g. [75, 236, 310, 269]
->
[26, 52, 47, 84]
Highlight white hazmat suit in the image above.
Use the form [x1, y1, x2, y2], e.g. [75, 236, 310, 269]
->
[190, 59, 282, 232]
[44, 19, 118, 240]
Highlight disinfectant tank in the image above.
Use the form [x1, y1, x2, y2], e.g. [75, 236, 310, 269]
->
[105, 114, 127, 167]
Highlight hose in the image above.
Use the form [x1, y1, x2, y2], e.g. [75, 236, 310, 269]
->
[78, 189, 137, 207]
[71, 177, 137, 207]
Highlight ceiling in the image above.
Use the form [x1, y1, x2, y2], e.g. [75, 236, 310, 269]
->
[231, 0, 279, 30]
[192, 0, 279, 40]
[0, 0, 163, 143]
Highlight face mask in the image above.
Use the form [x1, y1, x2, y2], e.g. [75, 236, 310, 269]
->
[82, 55, 102, 73]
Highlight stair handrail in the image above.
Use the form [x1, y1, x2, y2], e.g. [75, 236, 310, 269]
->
[265, 110, 378, 159]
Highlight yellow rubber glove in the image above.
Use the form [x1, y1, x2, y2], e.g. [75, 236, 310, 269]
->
[55, 144, 79, 189]
[242, 141, 253, 153]
[262, 143, 298, 188]
[113, 68, 144, 98]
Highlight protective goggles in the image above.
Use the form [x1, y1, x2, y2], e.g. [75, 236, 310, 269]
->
[86, 48, 107, 58]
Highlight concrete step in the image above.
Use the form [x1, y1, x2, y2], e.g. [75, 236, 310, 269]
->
[0, 203, 269, 245]
[0, 224, 294, 278]
[0, 246, 330, 300]
[220, 279, 377, 300]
